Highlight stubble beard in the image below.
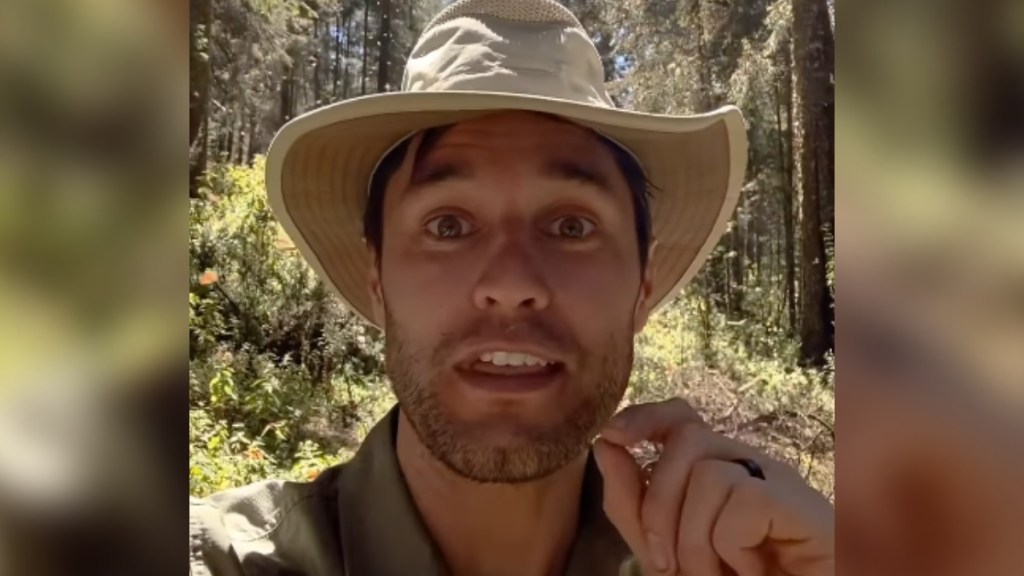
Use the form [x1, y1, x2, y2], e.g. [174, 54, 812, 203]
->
[384, 312, 634, 484]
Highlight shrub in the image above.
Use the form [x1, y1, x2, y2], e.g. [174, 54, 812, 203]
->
[189, 159, 385, 497]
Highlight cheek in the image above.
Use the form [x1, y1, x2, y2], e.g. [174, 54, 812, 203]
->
[544, 250, 641, 320]
[380, 247, 477, 325]
[550, 243, 640, 293]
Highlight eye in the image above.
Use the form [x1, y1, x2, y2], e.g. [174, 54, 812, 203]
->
[425, 214, 474, 239]
[549, 215, 596, 239]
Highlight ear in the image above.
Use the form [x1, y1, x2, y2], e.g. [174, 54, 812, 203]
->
[632, 239, 658, 334]
[366, 245, 386, 328]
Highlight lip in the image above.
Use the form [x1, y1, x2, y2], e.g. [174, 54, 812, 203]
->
[450, 340, 569, 371]
[449, 339, 571, 396]
[453, 362, 566, 394]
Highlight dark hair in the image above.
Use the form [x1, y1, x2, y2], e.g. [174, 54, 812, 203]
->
[363, 125, 654, 268]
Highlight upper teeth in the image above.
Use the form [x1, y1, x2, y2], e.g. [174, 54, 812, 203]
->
[479, 351, 550, 367]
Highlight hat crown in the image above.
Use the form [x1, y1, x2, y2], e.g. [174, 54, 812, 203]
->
[402, 0, 613, 107]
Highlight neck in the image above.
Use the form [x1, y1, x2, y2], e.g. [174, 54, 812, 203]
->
[396, 409, 587, 576]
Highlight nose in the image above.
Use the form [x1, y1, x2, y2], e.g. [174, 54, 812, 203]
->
[472, 236, 551, 313]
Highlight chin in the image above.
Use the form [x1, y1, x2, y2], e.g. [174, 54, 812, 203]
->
[455, 413, 556, 443]
[443, 427, 587, 484]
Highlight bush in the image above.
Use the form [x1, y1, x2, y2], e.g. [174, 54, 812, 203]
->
[189, 159, 387, 497]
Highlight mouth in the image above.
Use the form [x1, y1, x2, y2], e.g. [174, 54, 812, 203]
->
[454, 349, 567, 394]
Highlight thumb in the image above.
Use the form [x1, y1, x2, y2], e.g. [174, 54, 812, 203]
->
[593, 439, 654, 572]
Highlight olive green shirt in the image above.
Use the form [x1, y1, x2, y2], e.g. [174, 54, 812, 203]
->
[189, 406, 640, 576]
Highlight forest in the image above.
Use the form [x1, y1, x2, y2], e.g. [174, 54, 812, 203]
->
[188, 0, 835, 497]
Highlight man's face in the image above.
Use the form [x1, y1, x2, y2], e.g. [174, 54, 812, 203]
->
[368, 111, 654, 483]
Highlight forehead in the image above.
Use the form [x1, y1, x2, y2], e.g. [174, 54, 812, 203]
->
[372, 110, 640, 215]
[422, 111, 611, 161]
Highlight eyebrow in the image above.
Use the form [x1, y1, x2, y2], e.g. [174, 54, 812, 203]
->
[540, 158, 615, 196]
[408, 160, 471, 190]
[404, 154, 616, 198]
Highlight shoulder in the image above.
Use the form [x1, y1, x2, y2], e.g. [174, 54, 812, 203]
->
[189, 466, 347, 576]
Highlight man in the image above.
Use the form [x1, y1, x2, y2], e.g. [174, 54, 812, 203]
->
[189, 1, 834, 575]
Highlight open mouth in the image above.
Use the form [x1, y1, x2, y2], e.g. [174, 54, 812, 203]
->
[455, 350, 566, 393]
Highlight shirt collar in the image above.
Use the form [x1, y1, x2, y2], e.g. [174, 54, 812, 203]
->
[337, 405, 633, 576]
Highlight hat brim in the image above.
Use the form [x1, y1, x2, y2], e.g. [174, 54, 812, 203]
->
[266, 91, 747, 327]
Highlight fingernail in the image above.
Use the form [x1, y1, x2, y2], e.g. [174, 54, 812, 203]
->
[646, 531, 670, 572]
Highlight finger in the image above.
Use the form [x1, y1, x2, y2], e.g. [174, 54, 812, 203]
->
[712, 476, 771, 576]
[641, 425, 763, 576]
[675, 460, 748, 576]
[637, 423, 701, 575]
[593, 439, 653, 571]
[601, 398, 706, 447]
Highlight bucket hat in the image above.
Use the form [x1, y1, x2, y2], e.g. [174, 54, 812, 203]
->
[266, 0, 748, 326]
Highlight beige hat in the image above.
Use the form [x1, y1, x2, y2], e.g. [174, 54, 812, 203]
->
[265, 0, 747, 327]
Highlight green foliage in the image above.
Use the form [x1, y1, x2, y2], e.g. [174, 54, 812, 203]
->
[189, 159, 387, 497]
[189, 404, 349, 496]
[632, 292, 832, 411]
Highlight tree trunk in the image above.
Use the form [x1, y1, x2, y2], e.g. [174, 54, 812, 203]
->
[361, 4, 369, 95]
[342, 9, 353, 99]
[785, 53, 798, 330]
[775, 78, 797, 334]
[729, 218, 745, 318]
[696, 277, 716, 366]
[239, 117, 251, 166]
[312, 17, 322, 106]
[223, 129, 233, 164]
[377, 0, 392, 92]
[188, 0, 212, 198]
[818, 13, 835, 249]
[815, 6, 831, 352]
[793, 0, 832, 367]
[229, 104, 243, 164]
[279, 60, 295, 128]
[333, 10, 342, 99]
[246, 113, 259, 165]
[691, 0, 712, 111]
[751, 205, 761, 287]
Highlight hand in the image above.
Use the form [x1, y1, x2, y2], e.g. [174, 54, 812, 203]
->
[593, 398, 834, 576]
